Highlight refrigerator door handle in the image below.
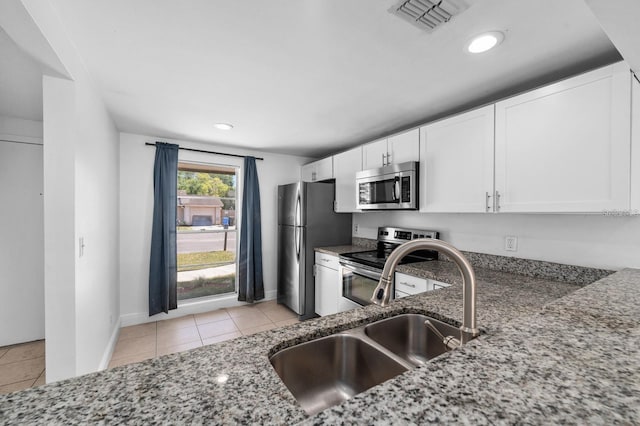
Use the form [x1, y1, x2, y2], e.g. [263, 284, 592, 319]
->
[295, 225, 301, 260]
[295, 192, 302, 226]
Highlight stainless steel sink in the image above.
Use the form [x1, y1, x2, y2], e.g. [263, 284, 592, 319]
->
[364, 314, 461, 366]
[269, 313, 473, 415]
[270, 333, 408, 415]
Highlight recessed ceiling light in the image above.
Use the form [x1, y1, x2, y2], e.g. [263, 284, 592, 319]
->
[214, 123, 234, 130]
[467, 31, 504, 54]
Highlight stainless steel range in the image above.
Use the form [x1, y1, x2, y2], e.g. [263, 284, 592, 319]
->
[339, 226, 439, 307]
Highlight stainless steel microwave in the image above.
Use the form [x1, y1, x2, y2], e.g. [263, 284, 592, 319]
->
[356, 161, 418, 210]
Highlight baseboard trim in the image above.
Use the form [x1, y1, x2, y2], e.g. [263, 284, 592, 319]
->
[98, 317, 121, 371]
[120, 290, 278, 327]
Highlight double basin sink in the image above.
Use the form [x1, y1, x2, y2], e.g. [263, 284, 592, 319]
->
[270, 314, 468, 415]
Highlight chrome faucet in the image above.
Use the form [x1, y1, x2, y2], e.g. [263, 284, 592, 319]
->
[370, 239, 481, 345]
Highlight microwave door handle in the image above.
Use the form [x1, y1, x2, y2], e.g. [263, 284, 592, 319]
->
[392, 176, 400, 201]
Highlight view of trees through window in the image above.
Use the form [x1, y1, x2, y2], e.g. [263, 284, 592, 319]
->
[176, 164, 238, 300]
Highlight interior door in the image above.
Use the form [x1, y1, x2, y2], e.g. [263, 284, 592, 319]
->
[0, 141, 44, 346]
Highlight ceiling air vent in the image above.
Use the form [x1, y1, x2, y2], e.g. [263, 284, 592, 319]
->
[389, 0, 469, 32]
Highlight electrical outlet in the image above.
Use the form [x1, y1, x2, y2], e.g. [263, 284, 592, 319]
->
[354, 224, 359, 234]
[505, 236, 518, 252]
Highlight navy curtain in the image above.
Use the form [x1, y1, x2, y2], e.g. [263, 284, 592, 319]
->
[149, 142, 179, 315]
[238, 156, 264, 303]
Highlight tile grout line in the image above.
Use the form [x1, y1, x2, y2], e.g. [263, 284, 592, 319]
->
[194, 314, 205, 346]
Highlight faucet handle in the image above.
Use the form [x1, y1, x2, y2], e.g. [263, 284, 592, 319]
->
[425, 320, 460, 351]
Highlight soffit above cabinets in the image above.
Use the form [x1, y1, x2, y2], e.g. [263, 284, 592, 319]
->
[44, 0, 620, 157]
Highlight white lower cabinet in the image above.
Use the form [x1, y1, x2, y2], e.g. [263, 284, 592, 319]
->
[394, 272, 450, 298]
[314, 252, 340, 316]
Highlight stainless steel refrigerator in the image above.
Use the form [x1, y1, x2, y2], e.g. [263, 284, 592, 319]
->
[277, 181, 352, 320]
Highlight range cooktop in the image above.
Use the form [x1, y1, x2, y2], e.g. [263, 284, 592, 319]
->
[340, 226, 439, 270]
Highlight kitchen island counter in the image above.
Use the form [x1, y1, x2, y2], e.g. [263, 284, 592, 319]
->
[1, 262, 638, 424]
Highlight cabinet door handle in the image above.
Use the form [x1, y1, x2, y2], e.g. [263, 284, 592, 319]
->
[485, 191, 492, 212]
[495, 190, 501, 212]
[382, 153, 387, 166]
[400, 281, 416, 288]
[387, 152, 392, 164]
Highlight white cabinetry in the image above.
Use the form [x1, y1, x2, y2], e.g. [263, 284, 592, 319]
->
[362, 139, 388, 169]
[333, 146, 363, 212]
[314, 252, 340, 316]
[301, 157, 333, 182]
[494, 62, 632, 213]
[394, 272, 451, 299]
[420, 105, 495, 212]
[388, 128, 420, 165]
[362, 129, 419, 169]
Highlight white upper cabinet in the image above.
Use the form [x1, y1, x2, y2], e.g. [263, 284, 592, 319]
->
[495, 62, 632, 213]
[301, 156, 333, 182]
[420, 105, 495, 213]
[388, 128, 420, 165]
[362, 138, 388, 169]
[362, 129, 419, 169]
[333, 146, 363, 212]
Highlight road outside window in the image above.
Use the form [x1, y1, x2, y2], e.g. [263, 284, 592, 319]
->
[176, 163, 238, 300]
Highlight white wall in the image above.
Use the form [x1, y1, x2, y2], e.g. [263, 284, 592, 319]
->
[0, 115, 43, 142]
[42, 76, 77, 381]
[72, 78, 120, 376]
[353, 211, 640, 270]
[0, 116, 44, 347]
[42, 74, 120, 381]
[119, 133, 309, 326]
[17, 0, 121, 381]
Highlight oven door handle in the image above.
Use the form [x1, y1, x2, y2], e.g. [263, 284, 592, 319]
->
[342, 264, 382, 281]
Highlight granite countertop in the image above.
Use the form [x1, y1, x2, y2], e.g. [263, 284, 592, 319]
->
[2, 259, 639, 424]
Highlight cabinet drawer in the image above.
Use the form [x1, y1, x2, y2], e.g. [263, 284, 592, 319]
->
[395, 272, 429, 295]
[315, 252, 339, 270]
[431, 279, 451, 290]
[395, 290, 411, 299]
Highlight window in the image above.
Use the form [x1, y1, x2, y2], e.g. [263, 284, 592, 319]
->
[176, 162, 238, 300]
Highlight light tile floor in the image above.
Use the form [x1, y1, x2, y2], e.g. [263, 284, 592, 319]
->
[0, 300, 299, 395]
[108, 299, 300, 368]
[0, 340, 46, 395]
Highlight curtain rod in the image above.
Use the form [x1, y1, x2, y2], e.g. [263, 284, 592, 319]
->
[145, 142, 264, 161]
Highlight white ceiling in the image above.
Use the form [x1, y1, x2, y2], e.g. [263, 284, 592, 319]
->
[44, 0, 620, 157]
[0, 26, 43, 121]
